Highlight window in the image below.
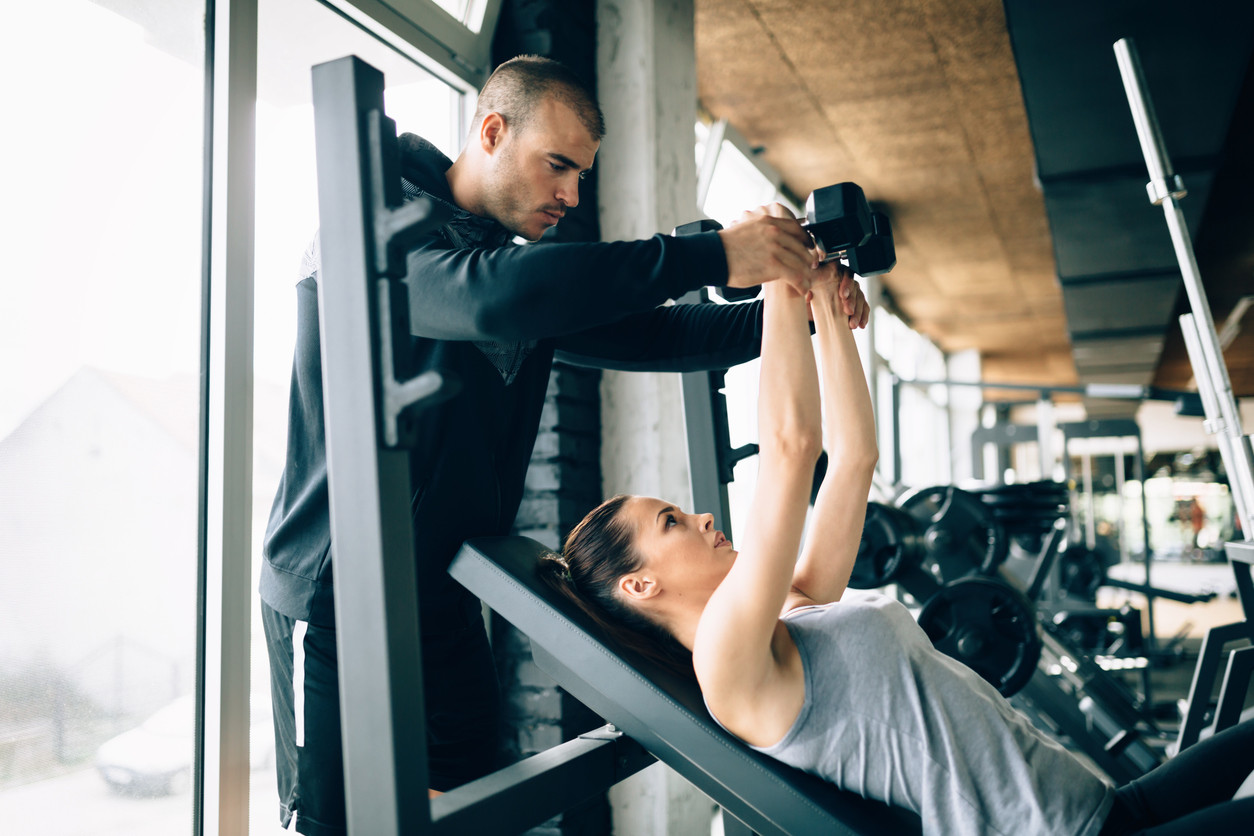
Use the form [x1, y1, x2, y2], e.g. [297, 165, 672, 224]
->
[693, 120, 788, 545]
[251, 1, 467, 830]
[875, 308, 955, 489]
[0, 2, 205, 831]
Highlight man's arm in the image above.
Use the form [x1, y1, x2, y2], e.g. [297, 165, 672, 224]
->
[552, 276, 870, 373]
[403, 232, 724, 342]
[553, 300, 763, 373]
[402, 204, 820, 345]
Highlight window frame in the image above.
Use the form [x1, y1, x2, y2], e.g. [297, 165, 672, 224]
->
[202, 2, 488, 833]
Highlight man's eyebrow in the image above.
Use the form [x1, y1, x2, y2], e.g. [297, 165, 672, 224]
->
[656, 506, 674, 525]
[550, 152, 592, 173]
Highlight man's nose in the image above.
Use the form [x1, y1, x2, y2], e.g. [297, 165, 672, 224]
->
[558, 176, 580, 209]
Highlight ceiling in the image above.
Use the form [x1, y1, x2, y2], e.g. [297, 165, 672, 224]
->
[694, 0, 1254, 408]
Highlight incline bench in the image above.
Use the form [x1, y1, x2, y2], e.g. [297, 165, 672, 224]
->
[450, 536, 924, 836]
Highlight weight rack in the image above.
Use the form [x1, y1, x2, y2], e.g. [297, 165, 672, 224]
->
[311, 55, 655, 835]
[1114, 38, 1254, 753]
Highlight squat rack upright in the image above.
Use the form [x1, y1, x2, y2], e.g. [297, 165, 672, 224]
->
[1114, 37, 1254, 752]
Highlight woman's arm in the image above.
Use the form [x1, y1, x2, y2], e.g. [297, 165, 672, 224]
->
[786, 269, 878, 607]
[693, 274, 821, 720]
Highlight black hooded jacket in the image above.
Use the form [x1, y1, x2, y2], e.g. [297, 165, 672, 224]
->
[260, 134, 764, 630]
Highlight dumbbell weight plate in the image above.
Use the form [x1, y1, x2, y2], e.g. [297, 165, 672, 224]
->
[851, 502, 923, 589]
[804, 183, 872, 259]
[845, 211, 896, 277]
[897, 486, 1007, 584]
[917, 576, 1042, 697]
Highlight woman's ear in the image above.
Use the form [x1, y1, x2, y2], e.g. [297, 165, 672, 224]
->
[618, 573, 659, 602]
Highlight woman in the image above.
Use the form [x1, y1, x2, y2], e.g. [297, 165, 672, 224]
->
[544, 207, 1254, 835]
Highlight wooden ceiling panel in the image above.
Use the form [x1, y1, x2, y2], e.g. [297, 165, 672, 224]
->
[697, 0, 1072, 379]
[982, 349, 1081, 400]
[697, 1, 1252, 399]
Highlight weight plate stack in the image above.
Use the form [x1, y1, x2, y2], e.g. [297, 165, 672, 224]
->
[974, 481, 1069, 550]
[897, 486, 1007, 584]
[917, 576, 1042, 697]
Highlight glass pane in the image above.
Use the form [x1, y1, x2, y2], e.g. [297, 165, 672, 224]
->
[386, 0, 486, 33]
[252, 2, 465, 831]
[701, 142, 780, 227]
[0, 2, 205, 833]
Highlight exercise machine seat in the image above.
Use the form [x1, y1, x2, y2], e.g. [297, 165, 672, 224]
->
[450, 536, 923, 836]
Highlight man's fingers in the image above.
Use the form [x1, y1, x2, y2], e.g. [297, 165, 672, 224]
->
[764, 202, 796, 220]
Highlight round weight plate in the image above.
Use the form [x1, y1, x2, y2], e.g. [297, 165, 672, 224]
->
[898, 486, 1007, 584]
[851, 502, 923, 588]
[1058, 547, 1105, 601]
[917, 576, 1041, 697]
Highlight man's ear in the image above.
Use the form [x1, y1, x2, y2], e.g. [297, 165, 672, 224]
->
[480, 112, 507, 154]
[618, 573, 659, 602]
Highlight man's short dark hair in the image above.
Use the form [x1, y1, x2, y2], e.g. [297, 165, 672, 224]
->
[474, 55, 605, 142]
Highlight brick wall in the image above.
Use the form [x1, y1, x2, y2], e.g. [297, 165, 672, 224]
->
[493, 2, 613, 833]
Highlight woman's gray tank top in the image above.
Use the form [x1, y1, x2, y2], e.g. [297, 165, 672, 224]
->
[745, 590, 1115, 835]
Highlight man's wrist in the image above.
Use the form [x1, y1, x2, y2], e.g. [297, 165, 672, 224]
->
[672, 230, 729, 295]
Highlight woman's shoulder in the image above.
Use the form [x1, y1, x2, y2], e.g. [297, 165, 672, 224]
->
[782, 587, 893, 618]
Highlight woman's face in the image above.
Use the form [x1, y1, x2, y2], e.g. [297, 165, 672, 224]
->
[619, 496, 738, 599]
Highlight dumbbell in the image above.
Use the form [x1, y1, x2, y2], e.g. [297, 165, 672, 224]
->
[971, 480, 1069, 554]
[804, 183, 895, 277]
[673, 182, 896, 290]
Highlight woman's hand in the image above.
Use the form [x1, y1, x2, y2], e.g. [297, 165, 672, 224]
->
[808, 264, 869, 329]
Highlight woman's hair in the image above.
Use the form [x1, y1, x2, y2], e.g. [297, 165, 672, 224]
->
[539, 495, 694, 680]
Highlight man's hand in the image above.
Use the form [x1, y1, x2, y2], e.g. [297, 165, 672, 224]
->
[809, 263, 870, 329]
[719, 204, 820, 295]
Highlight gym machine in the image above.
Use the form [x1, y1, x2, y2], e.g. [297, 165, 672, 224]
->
[310, 56, 910, 836]
[1114, 37, 1254, 754]
[969, 401, 1224, 711]
[310, 56, 655, 835]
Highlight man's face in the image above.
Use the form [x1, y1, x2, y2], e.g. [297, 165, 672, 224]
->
[482, 98, 599, 241]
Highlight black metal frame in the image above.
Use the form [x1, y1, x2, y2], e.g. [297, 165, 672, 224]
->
[1174, 540, 1254, 752]
[450, 535, 924, 836]
[311, 54, 664, 835]
[678, 289, 759, 535]
[312, 54, 439, 835]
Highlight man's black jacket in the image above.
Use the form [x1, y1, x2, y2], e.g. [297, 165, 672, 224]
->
[260, 134, 765, 631]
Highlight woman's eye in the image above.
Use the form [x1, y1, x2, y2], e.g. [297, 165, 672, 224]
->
[665, 514, 677, 528]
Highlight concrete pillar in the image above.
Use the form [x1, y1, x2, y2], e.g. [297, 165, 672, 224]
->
[595, 1, 715, 834]
[596, 0, 698, 507]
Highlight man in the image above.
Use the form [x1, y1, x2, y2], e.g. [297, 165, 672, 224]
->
[261, 54, 865, 835]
